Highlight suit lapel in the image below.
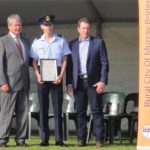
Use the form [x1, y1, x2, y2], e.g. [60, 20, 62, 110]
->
[87, 36, 94, 63]
[20, 36, 29, 62]
[73, 39, 79, 64]
[72, 39, 79, 83]
[7, 34, 23, 61]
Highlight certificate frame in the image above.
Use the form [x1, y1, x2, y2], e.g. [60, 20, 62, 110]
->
[40, 59, 58, 82]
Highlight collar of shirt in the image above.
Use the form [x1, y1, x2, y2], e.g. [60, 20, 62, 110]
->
[9, 32, 20, 40]
[79, 36, 90, 42]
[41, 34, 60, 43]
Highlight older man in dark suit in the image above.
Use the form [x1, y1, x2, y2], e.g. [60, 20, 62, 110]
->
[66, 18, 109, 148]
[0, 14, 30, 147]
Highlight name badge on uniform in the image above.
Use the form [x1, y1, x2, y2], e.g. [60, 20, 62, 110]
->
[38, 48, 45, 54]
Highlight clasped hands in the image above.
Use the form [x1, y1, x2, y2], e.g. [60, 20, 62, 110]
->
[36, 73, 62, 85]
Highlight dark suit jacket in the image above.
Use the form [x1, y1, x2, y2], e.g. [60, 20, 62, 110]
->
[0, 33, 30, 91]
[66, 36, 109, 89]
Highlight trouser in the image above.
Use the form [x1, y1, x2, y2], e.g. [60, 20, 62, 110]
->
[0, 90, 28, 144]
[74, 77, 104, 142]
[37, 82, 63, 142]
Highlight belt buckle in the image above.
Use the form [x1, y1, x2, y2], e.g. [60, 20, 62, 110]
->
[81, 74, 88, 79]
[83, 75, 88, 79]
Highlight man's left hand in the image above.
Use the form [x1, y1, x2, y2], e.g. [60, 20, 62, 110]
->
[93, 82, 105, 94]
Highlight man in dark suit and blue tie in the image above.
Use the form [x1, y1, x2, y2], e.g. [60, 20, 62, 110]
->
[66, 18, 109, 148]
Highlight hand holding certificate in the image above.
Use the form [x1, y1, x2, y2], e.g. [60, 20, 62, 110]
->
[40, 59, 58, 82]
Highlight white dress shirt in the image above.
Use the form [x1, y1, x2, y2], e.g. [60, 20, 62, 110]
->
[79, 37, 90, 75]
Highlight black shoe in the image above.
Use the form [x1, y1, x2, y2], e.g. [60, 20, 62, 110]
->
[39, 142, 49, 146]
[16, 142, 28, 147]
[55, 141, 68, 147]
[0, 143, 7, 147]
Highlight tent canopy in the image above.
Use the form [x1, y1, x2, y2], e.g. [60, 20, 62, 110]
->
[0, 0, 138, 26]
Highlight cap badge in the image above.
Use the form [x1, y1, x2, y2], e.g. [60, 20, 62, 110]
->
[46, 16, 50, 21]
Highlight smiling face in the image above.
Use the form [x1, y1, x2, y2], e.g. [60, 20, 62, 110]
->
[78, 21, 91, 40]
[8, 19, 22, 36]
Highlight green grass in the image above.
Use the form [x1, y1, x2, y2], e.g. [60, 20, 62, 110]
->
[0, 133, 136, 150]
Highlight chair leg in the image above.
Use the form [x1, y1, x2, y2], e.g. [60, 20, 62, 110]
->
[116, 119, 122, 143]
[63, 113, 67, 141]
[103, 119, 107, 142]
[66, 113, 69, 140]
[118, 126, 122, 143]
[130, 116, 137, 144]
[130, 120, 134, 144]
[28, 112, 31, 140]
[104, 121, 107, 142]
[86, 115, 93, 143]
[109, 117, 115, 144]
[128, 117, 132, 134]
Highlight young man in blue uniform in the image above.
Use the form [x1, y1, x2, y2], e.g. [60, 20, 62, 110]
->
[30, 15, 71, 147]
[66, 18, 109, 148]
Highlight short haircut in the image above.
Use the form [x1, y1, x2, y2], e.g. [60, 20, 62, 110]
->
[7, 14, 22, 25]
[77, 18, 91, 27]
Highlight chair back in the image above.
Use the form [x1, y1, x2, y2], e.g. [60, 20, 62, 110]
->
[64, 92, 75, 113]
[63, 92, 91, 114]
[29, 92, 40, 112]
[122, 93, 138, 114]
[101, 92, 126, 115]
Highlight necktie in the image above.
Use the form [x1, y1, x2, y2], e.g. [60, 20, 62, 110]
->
[15, 37, 23, 60]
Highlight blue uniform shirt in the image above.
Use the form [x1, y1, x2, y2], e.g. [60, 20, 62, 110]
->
[30, 34, 71, 66]
[79, 37, 90, 75]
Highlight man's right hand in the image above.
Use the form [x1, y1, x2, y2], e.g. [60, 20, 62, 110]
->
[67, 86, 73, 95]
[1, 84, 9, 93]
[36, 73, 44, 84]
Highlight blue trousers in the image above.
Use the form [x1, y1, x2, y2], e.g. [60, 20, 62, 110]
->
[74, 78, 104, 143]
[37, 82, 63, 142]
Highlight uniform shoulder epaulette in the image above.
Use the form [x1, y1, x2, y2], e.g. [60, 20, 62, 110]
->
[33, 35, 41, 43]
[35, 34, 42, 40]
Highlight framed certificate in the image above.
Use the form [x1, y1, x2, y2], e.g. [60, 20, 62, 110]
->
[40, 59, 58, 81]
